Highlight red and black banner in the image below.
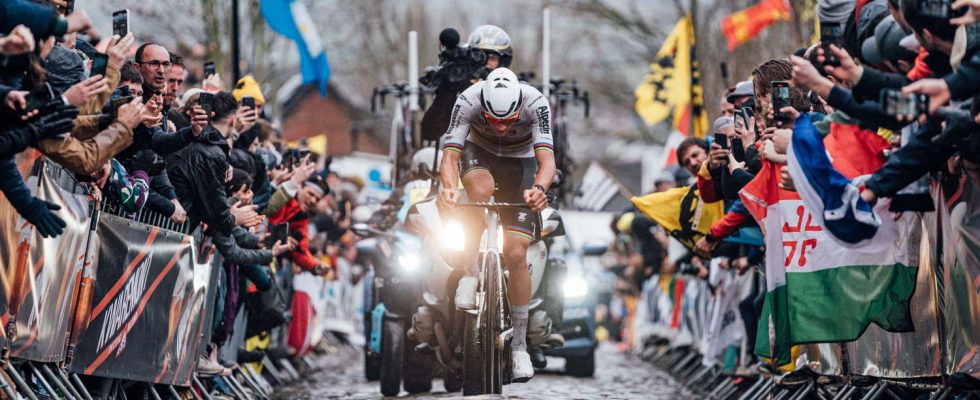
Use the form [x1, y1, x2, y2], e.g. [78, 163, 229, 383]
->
[6, 161, 94, 362]
[0, 152, 48, 351]
[67, 214, 212, 386]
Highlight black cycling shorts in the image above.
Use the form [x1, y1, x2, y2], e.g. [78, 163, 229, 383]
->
[460, 142, 537, 240]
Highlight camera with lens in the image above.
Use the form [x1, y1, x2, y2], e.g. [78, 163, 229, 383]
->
[419, 28, 489, 88]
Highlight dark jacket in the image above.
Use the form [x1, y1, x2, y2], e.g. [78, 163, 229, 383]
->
[0, 156, 35, 215]
[0, 125, 39, 158]
[232, 125, 270, 197]
[168, 109, 190, 131]
[117, 124, 195, 161]
[826, 85, 907, 132]
[852, 51, 953, 100]
[212, 226, 273, 265]
[945, 51, 980, 101]
[865, 112, 977, 198]
[166, 126, 235, 236]
[0, 0, 65, 40]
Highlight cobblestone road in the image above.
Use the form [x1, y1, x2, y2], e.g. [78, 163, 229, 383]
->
[273, 341, 693, 399]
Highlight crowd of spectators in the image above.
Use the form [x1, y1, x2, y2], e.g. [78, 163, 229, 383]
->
[602, 0, 980, 370]
[0, 0, 366, 384]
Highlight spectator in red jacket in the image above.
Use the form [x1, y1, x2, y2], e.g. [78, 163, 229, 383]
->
[264, 159, 331, 275]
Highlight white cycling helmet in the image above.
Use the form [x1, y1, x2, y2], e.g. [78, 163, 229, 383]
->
[481, 68, 523, 119]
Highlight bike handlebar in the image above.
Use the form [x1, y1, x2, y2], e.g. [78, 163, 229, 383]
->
[454, 201, 529, 209]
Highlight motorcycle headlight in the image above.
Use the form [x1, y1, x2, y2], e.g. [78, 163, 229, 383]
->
[564, 277, 589, 298]
[398, 252, 421, 272]
[441, 221, 466, 252]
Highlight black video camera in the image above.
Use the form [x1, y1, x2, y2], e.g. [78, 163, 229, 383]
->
[419, 28, 488, 88]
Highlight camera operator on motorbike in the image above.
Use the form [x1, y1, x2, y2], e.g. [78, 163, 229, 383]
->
[420, 25, 514, 142]
[437, 66, 555, 382]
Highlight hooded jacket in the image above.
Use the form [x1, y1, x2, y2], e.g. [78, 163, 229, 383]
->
[166, 125, 235, 236]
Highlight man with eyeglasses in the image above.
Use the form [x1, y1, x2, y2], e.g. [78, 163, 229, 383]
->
[134, 43, 171, 96]
[437, 67, 554, 383]
[114, 43, 207, 224]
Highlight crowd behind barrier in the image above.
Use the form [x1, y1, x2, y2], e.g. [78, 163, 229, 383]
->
[626, 178, 978, 399]
[0, 151, 368, 400]
[605, 1, 980, 399]
[0, 2, 372, 398]
[2, 0, 980, 399]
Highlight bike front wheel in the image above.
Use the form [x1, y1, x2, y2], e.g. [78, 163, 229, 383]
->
[462, 252, 504, 395]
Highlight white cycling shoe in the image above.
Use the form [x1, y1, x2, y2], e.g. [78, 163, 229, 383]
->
[455, 276, 478, 310]
[511, 350, 534, 382]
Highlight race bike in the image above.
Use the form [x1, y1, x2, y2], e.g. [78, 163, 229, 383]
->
[406, 195, 567, 395]
[353, 209, 433, 396]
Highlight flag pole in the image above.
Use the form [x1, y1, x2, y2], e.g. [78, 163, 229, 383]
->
[598, 164, 634, 199]
[689, 0, 698, 137]
[231, 0, 241, 83]
[542, 5, 551, 98]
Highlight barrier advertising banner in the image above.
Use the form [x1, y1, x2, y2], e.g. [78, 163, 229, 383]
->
[936, 176, 980, 379]
[0, 152, 46, 351]
[846, 214, 943, 378]
[7, 162, 92, 362]
[68, 214, 210, 386]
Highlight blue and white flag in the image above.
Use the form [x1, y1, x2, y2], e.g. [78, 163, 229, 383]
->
[785, 115, 883, 246]
[260, 0, 331, 96]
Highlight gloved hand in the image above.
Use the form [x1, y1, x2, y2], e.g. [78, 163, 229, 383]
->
[18, 198, 66, 238]
[28, 103, 79, 143]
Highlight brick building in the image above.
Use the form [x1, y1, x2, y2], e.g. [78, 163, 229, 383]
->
[278, 82, 387, 156]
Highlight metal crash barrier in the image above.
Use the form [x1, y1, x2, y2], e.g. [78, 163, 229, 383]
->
[0, 155, 227, 399]
[633, 175, 980, 399]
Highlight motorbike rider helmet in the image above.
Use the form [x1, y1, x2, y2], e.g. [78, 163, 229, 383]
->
[351, 205, 376, 224]
[410, 147, 441, 176]
[481, 68, 523, 121]
[467, 25, 513, 67]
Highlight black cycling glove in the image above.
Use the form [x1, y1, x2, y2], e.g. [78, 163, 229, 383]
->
[16, 198, 66, 238]
[28, 102, 79, 143]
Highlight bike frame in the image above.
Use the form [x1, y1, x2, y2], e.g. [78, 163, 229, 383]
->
[456, 199, 531, 394]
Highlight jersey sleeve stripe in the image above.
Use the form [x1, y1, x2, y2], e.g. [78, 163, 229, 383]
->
[443, 142, 464, 152]
[533, 142, 555, 153]
[505, 226, 534, 239]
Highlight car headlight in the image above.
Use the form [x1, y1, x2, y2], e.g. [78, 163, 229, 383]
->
[441, 221, 466, 252]
[564, 277, 589, 298]
[398, 252, 421, 272]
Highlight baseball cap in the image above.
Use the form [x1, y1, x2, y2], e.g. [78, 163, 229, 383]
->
[726, 81, 754, 104]
[862, 15, 917, 65]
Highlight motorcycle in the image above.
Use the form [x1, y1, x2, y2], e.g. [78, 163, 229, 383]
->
[404, 195, 567, 395]
[354, 207, 433, 396]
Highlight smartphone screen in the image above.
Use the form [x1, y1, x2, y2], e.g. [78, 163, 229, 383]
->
[241, 96, 255, 109]
[714, 133, 729, 149]
[90, 53, 109, 77]
[203, 62, 216, 79]
[740, 107, 757, 137]
[735, 110, 749, 132]
[111, 95, 135, 113]
[264, 223, 289, 249]
[24, 83, 55, 113]
[771, 81, 791, 124]
[112, 10, 129, 38]
[880, 89, 928, 117]
[199, 92, 214, 119]
[730, 138, 746, 163]
[820, 22, 842, 67]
